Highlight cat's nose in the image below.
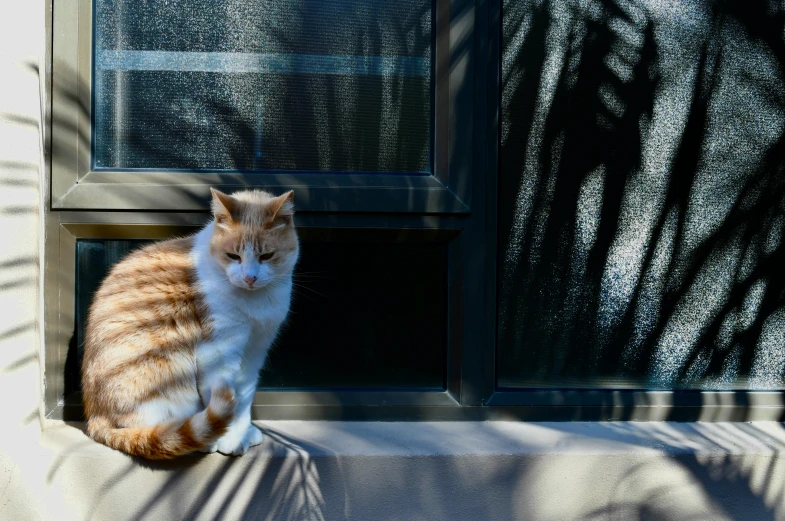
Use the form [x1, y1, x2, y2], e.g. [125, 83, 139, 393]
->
[243, 275, 257, 285]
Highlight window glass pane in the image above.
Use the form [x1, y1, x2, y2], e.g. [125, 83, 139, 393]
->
[498, 0, 785, 390]
[69, 233, 447, 394]
[260, 231, 447, 389]
[93, 0, 432, 173]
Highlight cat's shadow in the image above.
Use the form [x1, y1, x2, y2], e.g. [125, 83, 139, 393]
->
[65, 420, 265, 471]
[128, 427, 283, 471]
[130, 450, 213, 471]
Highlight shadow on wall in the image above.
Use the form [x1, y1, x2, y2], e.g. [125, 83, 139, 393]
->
[44, 424, 340, 521]
[584, 421, 785, 521]
[0, 60, 43, 427]
[499, 0, 785, 391]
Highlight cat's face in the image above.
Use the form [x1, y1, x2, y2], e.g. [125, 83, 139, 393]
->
[208, 188, 299, 291]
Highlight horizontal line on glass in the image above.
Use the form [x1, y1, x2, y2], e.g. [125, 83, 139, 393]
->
[497, 376, 785, 391]
[95, 50, 431, 77]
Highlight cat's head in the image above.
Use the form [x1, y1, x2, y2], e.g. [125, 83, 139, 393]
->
[208, 188, 299, 291]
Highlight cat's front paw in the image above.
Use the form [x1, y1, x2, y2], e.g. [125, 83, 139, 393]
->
[216, 431, 246, 456]
[215, 426, 263, 456]
[245, 425, 264, 448]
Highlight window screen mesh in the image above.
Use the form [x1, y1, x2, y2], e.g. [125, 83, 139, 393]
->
[93, 0, 432, 173]
[498, 0, 785, 390]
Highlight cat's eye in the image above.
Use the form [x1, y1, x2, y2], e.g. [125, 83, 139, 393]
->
[226, 252, 241, 262]
[259, 252, 275, 262]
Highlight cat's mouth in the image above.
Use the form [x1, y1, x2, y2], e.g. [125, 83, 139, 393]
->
[232, 279, 267, 291]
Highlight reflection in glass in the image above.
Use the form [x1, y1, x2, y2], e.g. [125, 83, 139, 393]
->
[93, 0, 432, 173]
[498, 0, 785, 390]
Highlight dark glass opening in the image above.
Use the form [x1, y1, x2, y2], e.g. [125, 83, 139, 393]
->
[68, 229, 448, 395]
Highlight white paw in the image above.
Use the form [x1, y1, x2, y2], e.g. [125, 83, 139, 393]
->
[216, 430, 247, 456]
[216, 426, 263, 456]
[245, 425, 264, 448]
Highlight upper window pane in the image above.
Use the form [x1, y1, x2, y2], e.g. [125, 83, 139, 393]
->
[92, 0, 432, 173]
[498, 0, 785, 390]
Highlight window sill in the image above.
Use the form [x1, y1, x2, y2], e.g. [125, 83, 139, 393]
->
[38, 420, 785, 520]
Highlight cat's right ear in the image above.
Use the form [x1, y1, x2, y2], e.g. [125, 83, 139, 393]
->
[210, 188, 237, 228]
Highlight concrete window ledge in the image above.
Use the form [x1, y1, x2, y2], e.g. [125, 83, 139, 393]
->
[21, 421, 784, 520]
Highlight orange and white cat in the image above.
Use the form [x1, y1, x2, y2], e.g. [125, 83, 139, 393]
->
[81, 188, 299, 459]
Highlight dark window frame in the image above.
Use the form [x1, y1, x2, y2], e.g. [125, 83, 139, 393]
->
[51, 0, 470, 214]
[45, 213, 468, 421]
[43, 0, 785, 422]
[480, 0, 785, 421]
[46, 0, 480, 420]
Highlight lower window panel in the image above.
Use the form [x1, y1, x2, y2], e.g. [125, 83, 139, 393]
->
[68, 228, 448, 395]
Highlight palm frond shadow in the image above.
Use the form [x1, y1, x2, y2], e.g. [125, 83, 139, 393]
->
[499, 0, 785, 391]
[43, 419, 785, 520]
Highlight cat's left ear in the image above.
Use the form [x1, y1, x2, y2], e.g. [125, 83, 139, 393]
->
[210, 188, 239, 228]
[267, 190, 295, 228]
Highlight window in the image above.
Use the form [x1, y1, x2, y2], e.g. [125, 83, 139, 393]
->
[51, 0, 466, 213]
[45, 0, 785, 421]
[47, 0, 474, 420]
[491, 0, 785, 417]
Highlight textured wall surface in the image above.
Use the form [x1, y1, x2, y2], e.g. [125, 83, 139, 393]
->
[0, 0, 47, 518]
[1, 1, 785, 520]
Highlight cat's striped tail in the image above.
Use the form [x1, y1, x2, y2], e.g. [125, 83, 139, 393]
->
[86, 382, 236, 460]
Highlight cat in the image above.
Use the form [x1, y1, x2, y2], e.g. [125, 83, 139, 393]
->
[81, 188, 299, 459]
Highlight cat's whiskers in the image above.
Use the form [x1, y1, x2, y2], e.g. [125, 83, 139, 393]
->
[291, 283, 326, 299]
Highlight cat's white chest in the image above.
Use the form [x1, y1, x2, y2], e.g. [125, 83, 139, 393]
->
[194, 283, 291, 391]
[209, 282, 291, 343]
[235, 280, 291, 328]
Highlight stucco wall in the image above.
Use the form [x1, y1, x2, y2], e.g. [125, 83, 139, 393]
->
[1, 2, 785, 520]
[0, 0, 49, 517]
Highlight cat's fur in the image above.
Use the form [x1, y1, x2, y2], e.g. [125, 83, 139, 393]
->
[81, 188, 298, 459]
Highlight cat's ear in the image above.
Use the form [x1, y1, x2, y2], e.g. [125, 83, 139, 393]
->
[210, 188, 238, 228]
[267, 190, 295, 228]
